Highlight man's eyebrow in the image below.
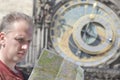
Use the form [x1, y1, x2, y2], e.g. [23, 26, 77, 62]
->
[15, 35, 32, 41]
[14, 35, 24, 38]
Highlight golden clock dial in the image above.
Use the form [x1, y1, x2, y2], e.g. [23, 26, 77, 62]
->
[50, 0, 120, 66]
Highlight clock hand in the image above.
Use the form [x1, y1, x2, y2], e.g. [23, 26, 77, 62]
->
[90, 2, 98, 20]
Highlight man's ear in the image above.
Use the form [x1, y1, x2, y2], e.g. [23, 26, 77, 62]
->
[0, 32, 6, 44]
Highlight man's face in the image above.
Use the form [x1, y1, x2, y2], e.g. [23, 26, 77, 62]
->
[1, 20, 33, 63]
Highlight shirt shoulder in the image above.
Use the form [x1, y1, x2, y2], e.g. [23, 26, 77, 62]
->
[0, 61, 24, 80]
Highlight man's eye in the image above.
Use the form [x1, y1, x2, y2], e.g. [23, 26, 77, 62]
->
[15, 38, 24, 43]
[14, 37, 31, 44]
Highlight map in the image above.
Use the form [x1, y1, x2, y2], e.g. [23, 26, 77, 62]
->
[28, 49, 84, 80]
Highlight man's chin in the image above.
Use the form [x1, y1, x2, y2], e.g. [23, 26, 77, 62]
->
[14, 56, 25, 63]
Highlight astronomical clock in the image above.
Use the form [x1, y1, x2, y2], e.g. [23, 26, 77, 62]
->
[33, 0, 120, 79]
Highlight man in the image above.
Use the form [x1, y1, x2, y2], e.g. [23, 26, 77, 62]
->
[0, 12, 34, 80]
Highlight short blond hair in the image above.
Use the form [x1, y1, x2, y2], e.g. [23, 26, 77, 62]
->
[0, 12, 34, 33]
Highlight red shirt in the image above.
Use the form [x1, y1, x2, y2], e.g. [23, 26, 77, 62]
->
[0, 61, 24, 80]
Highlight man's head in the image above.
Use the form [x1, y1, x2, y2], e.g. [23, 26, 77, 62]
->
[0, 12, 34, 63]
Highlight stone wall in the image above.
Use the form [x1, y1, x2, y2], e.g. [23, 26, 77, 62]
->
[0, 0, 33, 21]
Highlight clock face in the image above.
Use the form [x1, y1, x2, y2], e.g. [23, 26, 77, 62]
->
[50, 0, 120, 66]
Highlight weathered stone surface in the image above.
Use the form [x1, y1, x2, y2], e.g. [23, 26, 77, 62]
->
[28, 49, 84, 80]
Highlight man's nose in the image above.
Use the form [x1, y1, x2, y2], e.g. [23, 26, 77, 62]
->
[21, 44, 29, 50]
